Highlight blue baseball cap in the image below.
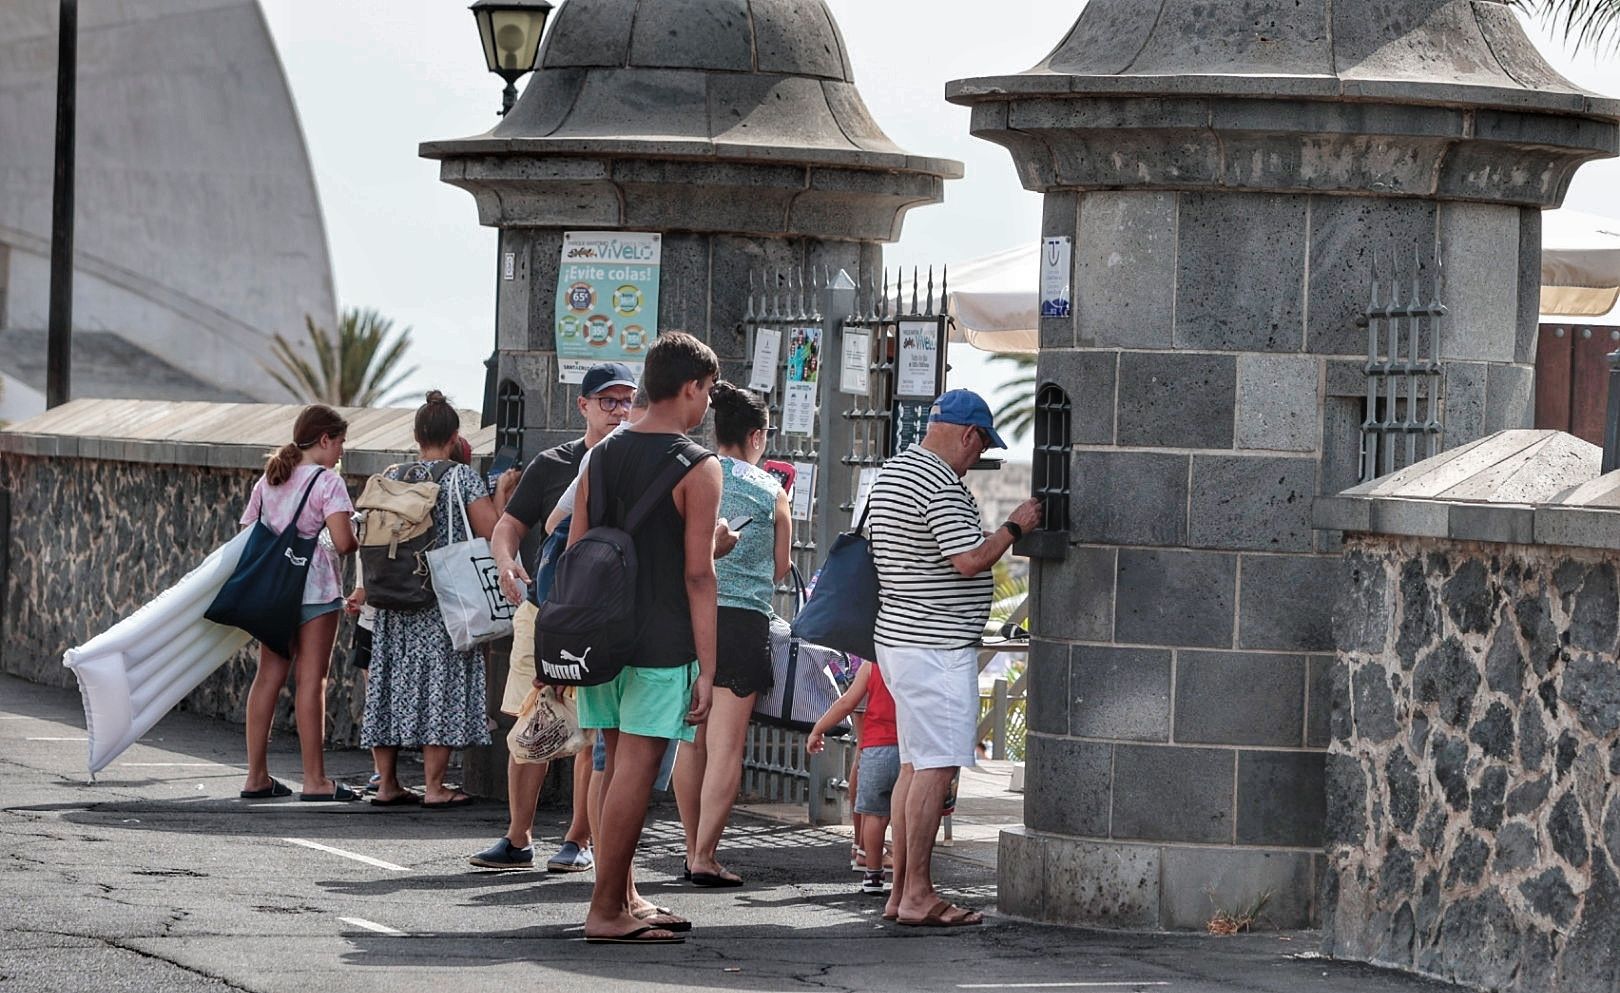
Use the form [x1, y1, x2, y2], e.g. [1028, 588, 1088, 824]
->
[580, 362, 637, 397]
[929, 389, 1007, 450]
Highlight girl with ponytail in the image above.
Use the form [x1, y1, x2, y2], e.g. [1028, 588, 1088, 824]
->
[238, 403, 361, 801]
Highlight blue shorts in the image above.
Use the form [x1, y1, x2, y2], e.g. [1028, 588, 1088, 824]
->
[299, 599, 343, 626]
[855, 745, 900, 816]
[592, 732, 679, 791]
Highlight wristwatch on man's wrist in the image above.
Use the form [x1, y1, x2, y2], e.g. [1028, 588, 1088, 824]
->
[1002, 520, 1024, 541]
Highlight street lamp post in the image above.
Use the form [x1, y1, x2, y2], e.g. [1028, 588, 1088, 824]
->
[46, 0, 77, 408]
[467, 0, 554, 430]
[470, 0, 553, 117]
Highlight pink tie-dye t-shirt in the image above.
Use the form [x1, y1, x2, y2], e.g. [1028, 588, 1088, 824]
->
[239, 463, 354, 604]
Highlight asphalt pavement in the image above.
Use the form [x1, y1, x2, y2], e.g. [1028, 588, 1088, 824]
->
[0, 673, 1463, 993]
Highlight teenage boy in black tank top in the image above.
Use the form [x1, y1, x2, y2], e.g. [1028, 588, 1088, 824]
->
[570, 331, 722, 944]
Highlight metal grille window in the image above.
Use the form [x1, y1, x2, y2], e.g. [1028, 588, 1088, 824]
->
[1359, 246, 1445, 482]
[495, 378, 525, 454]
[1033, 384, 1071, 530]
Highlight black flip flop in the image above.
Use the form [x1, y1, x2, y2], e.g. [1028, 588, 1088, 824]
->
[633, 907, 692, 933]
[584, 925, 684, 945]
[689, 870, 744, 888]
[370, 791, 422, 807]
[299, 784, 361, 802]
[239, 779, 292, 799]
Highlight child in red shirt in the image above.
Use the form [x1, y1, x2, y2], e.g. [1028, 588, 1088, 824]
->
[808, 660, 898, 895]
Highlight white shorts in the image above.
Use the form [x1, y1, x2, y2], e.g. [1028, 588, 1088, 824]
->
[876, 644, 979, 771]
[500, 601, 539, 717]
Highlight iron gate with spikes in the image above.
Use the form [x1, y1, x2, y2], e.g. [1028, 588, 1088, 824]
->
[736, 264, 950, 810]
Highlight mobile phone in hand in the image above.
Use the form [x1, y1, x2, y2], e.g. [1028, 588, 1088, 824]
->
[486, 444, 519, 492]
[727, 515, 754, 532]
[763, 459, 796, 494]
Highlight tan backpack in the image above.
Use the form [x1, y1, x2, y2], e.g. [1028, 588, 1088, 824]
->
[355, 461, 454, 609]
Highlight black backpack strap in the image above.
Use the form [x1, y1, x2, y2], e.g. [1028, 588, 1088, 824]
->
[428, 459, 457, 483]
[623, 442, 712, 534]
[584, 439, 712, 535]
[587, 446, 609, 531]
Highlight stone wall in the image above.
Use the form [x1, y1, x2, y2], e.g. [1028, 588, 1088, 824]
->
[1325, 535, 1620, 992]
[0, 453, 370, 745]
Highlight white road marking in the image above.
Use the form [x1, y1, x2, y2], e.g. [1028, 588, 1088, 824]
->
[952, 978, 1172, 984]
[26, 736, 88, 741]
[339, 916, 406, 936]
[283, 838, 410, 872]
[120, 762, 224, 767]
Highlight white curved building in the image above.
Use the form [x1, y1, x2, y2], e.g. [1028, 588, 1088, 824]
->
[0, 0, 335, 420]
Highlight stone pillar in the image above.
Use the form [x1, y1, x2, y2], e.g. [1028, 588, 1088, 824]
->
[950, 0, 1618, 930]
[421, 0, 960, 795]
[423, 0, 960, 455]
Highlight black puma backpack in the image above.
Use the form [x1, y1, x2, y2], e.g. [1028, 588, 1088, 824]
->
[533, 440, 710, 686]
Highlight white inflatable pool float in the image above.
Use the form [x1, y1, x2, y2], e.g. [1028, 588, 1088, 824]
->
[63, 528, 254, 775]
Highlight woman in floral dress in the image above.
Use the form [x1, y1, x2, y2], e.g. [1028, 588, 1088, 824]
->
[359, 391, 500, 807]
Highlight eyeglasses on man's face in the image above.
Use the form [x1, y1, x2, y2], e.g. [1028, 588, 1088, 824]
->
[594, 395, 634, 413]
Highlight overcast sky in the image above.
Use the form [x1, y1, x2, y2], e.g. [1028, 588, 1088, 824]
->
[259, 2, 1620, 459]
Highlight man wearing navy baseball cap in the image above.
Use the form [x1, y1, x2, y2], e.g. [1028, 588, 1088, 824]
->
[863, 387, 1041, 928]
[577, 361, 638, 399]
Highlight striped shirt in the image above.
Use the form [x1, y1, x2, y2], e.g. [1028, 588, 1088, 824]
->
[867, 445, 990, 648]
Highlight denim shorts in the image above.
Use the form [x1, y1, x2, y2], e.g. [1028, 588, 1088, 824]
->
[855, 745, 901, 816]
[299, 598, 343, 626]
[591, 730, 680, 791]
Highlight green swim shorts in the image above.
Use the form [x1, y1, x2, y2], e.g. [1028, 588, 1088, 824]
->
[577, 661, 698, 742]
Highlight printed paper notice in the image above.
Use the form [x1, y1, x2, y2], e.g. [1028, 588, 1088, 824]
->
[748, 328, 781, 393]
[839, 331, 870, 395]
[791, 462, 815, 522]
[896, 320, 939, 398]
[554, 231, 661, 384]
[783, 381, 817, 435]
[851, 467, 879, 523]
[1040, 236, 1072, 318]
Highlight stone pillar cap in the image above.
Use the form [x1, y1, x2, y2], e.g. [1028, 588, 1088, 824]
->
[421, 0, 960, 237]
[947, 0, 1619, 118]
[422, 0, 961, 179]
[945, 0, 1619, 204]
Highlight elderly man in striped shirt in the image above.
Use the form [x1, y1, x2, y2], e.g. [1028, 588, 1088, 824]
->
[865, 389, 1042, 928]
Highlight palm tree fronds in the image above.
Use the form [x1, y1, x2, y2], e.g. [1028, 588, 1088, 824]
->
[264, 306, 419, 407]
[1511, 0, 1620, 51]
[987, 351, 1039, 444]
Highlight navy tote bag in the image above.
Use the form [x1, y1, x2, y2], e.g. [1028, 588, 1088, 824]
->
[205, 472, 323, 658]
[790, 503, 879, 660]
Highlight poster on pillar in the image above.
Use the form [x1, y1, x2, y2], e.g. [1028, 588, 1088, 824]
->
[554, 232, 662, 384]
